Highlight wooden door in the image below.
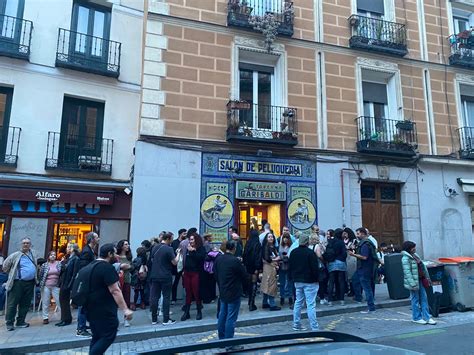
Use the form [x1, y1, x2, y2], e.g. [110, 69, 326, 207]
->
[361, 182, 403, 248]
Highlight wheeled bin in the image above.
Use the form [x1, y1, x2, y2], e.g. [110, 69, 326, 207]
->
[438, 257, 474, 312]
[425, 261, 451, 317]
[384, 253, 409, 300]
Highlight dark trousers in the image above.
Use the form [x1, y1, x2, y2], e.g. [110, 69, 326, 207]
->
[359, 273, 375, 311]
[89, 317, 119, 355]
[122, 283, 131, 308]
[59, 288, 72, 323]
[317, 271, 328, 300]
[172, 271, 182, 302]
[183, 271, 201, 305]
[6, 279, 35, 326]
[352, 272, 363, 302]
[328, 271, 346, 302]
[77, 306, 87, 331]
[218, 298, 241, 339]
[150, 278, 172, 322]
[133, 288, 145, 305]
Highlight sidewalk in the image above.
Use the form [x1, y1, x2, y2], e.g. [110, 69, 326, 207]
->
[0, 284, 408, 354]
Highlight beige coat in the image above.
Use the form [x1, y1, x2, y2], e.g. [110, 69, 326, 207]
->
[3, 249, 38, 291]
[261, 260, 278, 297]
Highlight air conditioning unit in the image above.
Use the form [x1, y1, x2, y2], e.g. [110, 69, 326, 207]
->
[78, 155, 102, 170]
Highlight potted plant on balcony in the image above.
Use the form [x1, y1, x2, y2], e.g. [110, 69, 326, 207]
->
[395, 120, 414, 131]
[228, 99, 251, 110]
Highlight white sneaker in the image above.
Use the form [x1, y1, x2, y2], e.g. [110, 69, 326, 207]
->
[292, 325, 307, 331]
[340, 301, 345, 306]
[124, 320, 131, 327]
[162, 319, 176, 326]
[320, 299, 328, 305]
[360, 310, 376, 314]
[427, 318, 437, 325]
[412, 319, 427, 325]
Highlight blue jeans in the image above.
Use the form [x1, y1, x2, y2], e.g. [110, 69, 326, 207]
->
[217, 298, 241, 339]
[352, 272, 362, 302]
[293, 282, 319, 330]
[278, 270, 293, 299]
[410, 282, 431, 321]
[77, 306, 87, 331]
[262, 293, 276, 307]
[358, 272, 375, 311]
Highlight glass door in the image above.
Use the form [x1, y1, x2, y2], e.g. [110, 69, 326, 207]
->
[0, 0, 24, 44]
[70, 2, 110, 65]
[0, 87, 13, 163]
[51, 221, 94, 258]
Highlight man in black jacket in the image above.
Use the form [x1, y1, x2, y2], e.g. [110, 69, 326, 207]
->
[214, 240, 248, 349]
[289, 234, 319, 331]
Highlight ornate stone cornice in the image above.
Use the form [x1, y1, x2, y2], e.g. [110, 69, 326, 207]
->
[356, 57, 399, 72]
[456, 73, 474, 84]
[234, 36, 284, 55]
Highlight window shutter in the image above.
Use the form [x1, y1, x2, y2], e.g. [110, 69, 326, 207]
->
[357, 0, 384, 15]
[363, 82, 388, 104]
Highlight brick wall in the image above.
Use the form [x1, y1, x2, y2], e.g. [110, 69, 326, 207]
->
[423, 0, 452, 64]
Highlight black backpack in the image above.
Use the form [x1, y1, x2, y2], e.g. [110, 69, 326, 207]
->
[323, 243, 336, 262]
[71, 260, 101, 306]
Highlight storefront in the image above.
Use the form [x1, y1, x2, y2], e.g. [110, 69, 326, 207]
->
[200, 153, 317, 243]
[0, 185, 131, 257]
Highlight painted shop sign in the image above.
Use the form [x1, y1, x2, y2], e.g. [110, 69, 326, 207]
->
[236, 181, 286, 201]
[0, 187, 114, 205]
[218, 159, 302, 177]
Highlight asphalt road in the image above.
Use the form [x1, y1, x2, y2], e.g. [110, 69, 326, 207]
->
[28, 306, 474, 354]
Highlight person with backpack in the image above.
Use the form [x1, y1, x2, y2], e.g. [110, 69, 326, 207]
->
[325, 229, 347, 306]
[348, 227, 377, 313]
[289, 234, 320, 331]
[131, 247, 148, 310]
[75, 243, 133, 355]
[76, 232, 99, 337]
[149, 232, 180, 325]
[201, 236, 219, 304]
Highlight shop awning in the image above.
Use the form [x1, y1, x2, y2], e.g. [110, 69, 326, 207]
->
[457, 178, 474, 193]
[0, 187, 114, 205]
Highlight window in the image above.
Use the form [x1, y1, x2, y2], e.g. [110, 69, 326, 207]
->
[0, 0, 24, 40]
[0, 86, 13, 162]
[357, 0, 384, 19]
[71, 1, 110, 59]
[59, 97, 104, 165]
[362, 81, 389, 138]
[239, 63, 275, 130]
[252, 0, 282, 16]
[461, 95, 474, 127]
[452, 7, 473, 34]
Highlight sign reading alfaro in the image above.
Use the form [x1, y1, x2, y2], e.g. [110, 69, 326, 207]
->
[236, 181, 286, 201]
[218, 159, 302, 177]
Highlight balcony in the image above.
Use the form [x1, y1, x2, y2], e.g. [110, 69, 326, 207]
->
[227, 0, 294, 36]
[45, 132, 113, 175]
[56, 28, 121, 78]
[0, 14, 32, 60]
[356, 117, 417, 157]
[0, 126, 21, 167]
[348, 15, 408, 57]
[226, 101, 298, 146]
[448, 30, 474, 68]
[458, 127, 474, 159]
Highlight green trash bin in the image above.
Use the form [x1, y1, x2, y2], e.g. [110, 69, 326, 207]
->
[439, 257, 474, 312]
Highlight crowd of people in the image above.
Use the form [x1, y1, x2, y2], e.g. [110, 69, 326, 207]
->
[0, 222, 438, 354]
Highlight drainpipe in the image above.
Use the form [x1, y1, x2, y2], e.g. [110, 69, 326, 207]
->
[340, 168, 363, 227]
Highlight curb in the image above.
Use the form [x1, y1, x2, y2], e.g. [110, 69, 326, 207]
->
[0, 299, 410, 354]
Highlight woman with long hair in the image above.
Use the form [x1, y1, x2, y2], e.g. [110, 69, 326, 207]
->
[242, 229, 262, 311]
[39, 251, 61, 324]
[343, 227, 358, 297]
[326, 228, 347, 306]
[131, 246, 148, 310]
[56, 243, 80, 326]
[116, 239, 133, 326]
[181, 233, 206, 321]
[278, 233, 293, 306]
[261, 233, 281, 311]
[402, 241, 436, 325]
[201, 234, 218, 304]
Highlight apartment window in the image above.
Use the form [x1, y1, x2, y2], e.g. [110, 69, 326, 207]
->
[252, 0, 283, 16]
[71, 1, 110, 59]
[0, 0, 24, 40]
[452, 7, 473, 34]
[59, 97, 104, 165]
[461, 95, 474, 127]
[0, 86, 13, 162]
[239, 63, 275, 130]
[357, 0, 384, 19]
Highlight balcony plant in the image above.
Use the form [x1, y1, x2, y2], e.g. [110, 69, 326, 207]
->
[228, 99, 251, 110]
[395, 120, 414, 131]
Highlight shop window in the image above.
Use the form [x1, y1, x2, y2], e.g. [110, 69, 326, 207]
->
[52, 222, 94, 258]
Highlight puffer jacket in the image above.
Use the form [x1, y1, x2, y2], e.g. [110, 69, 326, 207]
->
[401, 251, 430, 291]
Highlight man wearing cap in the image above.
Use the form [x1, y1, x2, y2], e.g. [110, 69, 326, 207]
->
[289, 234, 320, 331]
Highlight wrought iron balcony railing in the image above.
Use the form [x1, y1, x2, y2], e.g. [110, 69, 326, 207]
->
[227, 0, 294, 36]
[45, 132, 114, 175]
[0, 14, 32, 60]
[448, 29, 474, 68]
[356, 117, 417, 157]
[226, 101, 297, 145]
[348, 15, 407, 57]
[0, 126, 21, 167]
[56, 28, 121, 78]
[458, 126, 474, 159]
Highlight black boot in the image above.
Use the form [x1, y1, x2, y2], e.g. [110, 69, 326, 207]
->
[181, 304, 190, 321]
[289, 297, 294, 306]
[196, 303, 203, 320]
[280, 297, 285, 306]
[249, 283, 257, 312]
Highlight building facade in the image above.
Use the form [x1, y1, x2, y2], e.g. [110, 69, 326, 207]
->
[131, 0, 474, 259]
[0, 0, 143, 257]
